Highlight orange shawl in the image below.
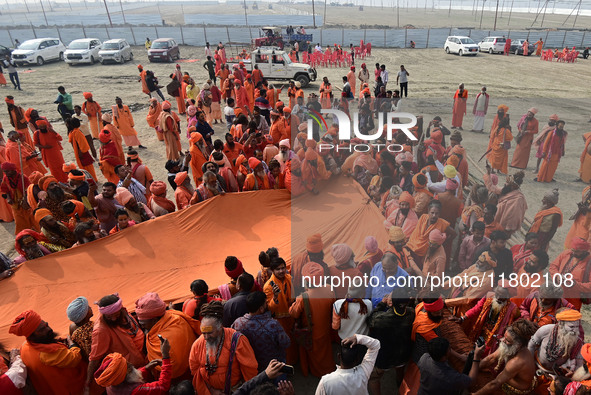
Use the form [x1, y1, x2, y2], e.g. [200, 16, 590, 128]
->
[529, 206, 563, 233]
[411, 303, 442, 341]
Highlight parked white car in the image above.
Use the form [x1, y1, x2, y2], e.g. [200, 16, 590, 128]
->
[444, 36, 479, 56]
[64, 38, 102, 65]
[98, 39, 133, 64]
[478, 36, 506, 54]
[11, 38, 66, 66]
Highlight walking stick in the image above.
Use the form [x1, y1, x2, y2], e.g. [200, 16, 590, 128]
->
[16, 139, 27, 205]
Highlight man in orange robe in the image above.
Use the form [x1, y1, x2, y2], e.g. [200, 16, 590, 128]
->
[33, 120, 66, 182]
[536, 120, 567, 183]
[319, 77, 332, 109]
[216, 64, 230, 90]
[113, 97, 143, 149]
[510, 108, 539, 170]
[146, 98, 163, 141]
[266, 83, 283, 109]
[5, 131, 46, 177]
[451, 83, 468, 129]
[289, 262, 336, 378]
[98, 129, 122, 184]
[68, 118, 97, 181]
[270, 111, 289, 144]
[159, 101, 182, 162]
[244, 74, 255, 112]
[486, 110, 513, 174]
[528, 189, 562, 251]
[252, 64, 264, 86]
[519, 285, 573, 327]
[87, 294, 146, 392]
[189, 132, 208, 186]
[137, 65, 150, 96]
[189, 301, 257, 394]
[407, 200, 454, 262]
[548, 237, 591, 310]
[102, 113, 125, 165]
[347, 66, 356, 96]
[234, 79, 250, 116]
[244, 157, 270, 191]
[0, 162, 37, 234]
[534, 38, 544, 56]
[5, 96, 33, 147]
[564, 186, 591, 249]
[172, 64, 186, 115]
[174, 171, 194, 210]
[9, 310, 86, 395]
[135, 292, 200, 379]
[82, 92, 102, 139]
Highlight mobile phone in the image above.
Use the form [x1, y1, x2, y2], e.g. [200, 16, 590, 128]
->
[476, 336, 485, 348]
[157, 334, 164, 342]
[279, 364, 294, 375]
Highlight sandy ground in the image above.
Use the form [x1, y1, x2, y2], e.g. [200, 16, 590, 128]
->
[0, 46, 590, 387]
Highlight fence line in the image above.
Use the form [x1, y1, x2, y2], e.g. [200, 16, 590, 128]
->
[2, 26, 591, 50]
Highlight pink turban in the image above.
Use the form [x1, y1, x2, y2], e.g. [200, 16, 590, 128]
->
[302, 262, 324, 283]
[135, 292, 167, 320]
[187, 105, 197, 116]
[162, 100, 171, 110]
[364, 236, 379, 254]
[429, 229, 446, 245]
[115, 187, 134, 206]
[572, 237, 591, 251]
[96, 295, 123, 315]
[331, 244, 353, 266]
[279, 139, 290, 148]
[174, 171, 188, 186]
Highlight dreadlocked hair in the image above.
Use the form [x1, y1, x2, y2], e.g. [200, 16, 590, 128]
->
[200, 301, 224, 321]
[509, 318, 538, 346]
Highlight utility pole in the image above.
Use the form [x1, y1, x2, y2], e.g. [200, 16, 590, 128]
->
[508, 0, 514, 25]
[312, 0, 316, 28]
[103, 0, 113, 27]
[323, 0, 327, 26]
[119, 0, 127, 24]
[39, 0, 49, 26]
[479, 0, 486, 29]
[397, 0, 400, 27]
[493, 0, 499, 30]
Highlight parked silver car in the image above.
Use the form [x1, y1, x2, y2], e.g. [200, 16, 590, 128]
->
[478, 36, 506, 54]
[65, 38, 102, 65]
[98, 39, 133, 64]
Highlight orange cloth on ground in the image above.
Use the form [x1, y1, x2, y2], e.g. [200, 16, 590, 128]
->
[189, 327, 258, 395]
[579, 132, 591, 183]
[289, 287, 336, 377]
[487, 126, 513, 174]
[33, 130, 66, 182]
[411, 302, 442, 341]
[104, 124, 125, 164]
[20, 340, 86, 395]
[406, 215, 450, 257]
[510, 117, 539, 169]
[146, 310, 200, 378]
[452, 89, 468, 128]
[82, 101, 102, 139]
[89, 314, 146, 367]
[68, 128, 97, 181]
[113, 105, 141, 147]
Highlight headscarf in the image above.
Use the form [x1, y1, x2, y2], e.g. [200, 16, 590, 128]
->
[190, 132, 203, 144]
[14, 229, 46, 258]
[162, 101, 171, 110]
[306, 234, 323, 253]
[388, 226, 405, 242]
[63, 163, 77, 173]
[67, 297, 90, 324]
[101, 113, 112, 123]
[34, 208, 52, 225]
[174, 172, 188, 186]
[304, 149, 318, 161]
[29, 171, 43, 185]
[83, 92, 93, 100]
[96, 294, 123, 315]
[1, 162, 17, 172]
[135, 292, 167, 320]
[9, 310, 42, 338]
[99, 130, 112, 143]
[431, 130, 443, 144]
[446, 154, 460, 168]
[556, 309, 582, 322]
[279, 139, 290, 148]
[5, 97, 14, 105]
[331, 244, 353, 266]
[302, 262, 324, 283]
[429, 229, 446, 245]
[423, 298, 444, 312]
[398, 191, 415, 208]
[571, 237, 590, 251]
[528, 107, 538, 114]
[497, 104, 509, 114]
[38, 175, 58, 191]
[94, 353, 128, 387]
[364, 236, 379, 253]
[149, 181, 167, 196]
[115, 187, 134, 206]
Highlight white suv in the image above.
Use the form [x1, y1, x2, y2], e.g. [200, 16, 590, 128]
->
[478, 36, 506, 54]
[98, 39, 133, 64]
[65, 38, 102, 65]
[11, 38, 66, 66]
[444, 36, 479, 56]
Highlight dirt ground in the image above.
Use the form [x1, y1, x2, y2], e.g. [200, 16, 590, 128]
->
[1, 44, 591, 391]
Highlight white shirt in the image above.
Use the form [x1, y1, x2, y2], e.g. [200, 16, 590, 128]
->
[380, 70, 389, 84]
[223, 106, 235, 117]
[4, 355, 27, 389]
[397, 70, 408, 83]
[425, 159, 461, 197]
[72, 113, 90, 137]
[333, 299, 373, 339]
[315, 334, 380, 395]
[205, 47, 213, 58]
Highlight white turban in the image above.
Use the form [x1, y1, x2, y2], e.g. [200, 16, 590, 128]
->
[279, 139, 290, 148]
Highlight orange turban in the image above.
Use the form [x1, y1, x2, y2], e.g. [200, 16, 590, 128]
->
[446, 154, 460, 168]
[190, 132, 203, 144]
[68, 172, 86, 182]
[302, 262, 324, 283]
[34, 208, 52, 225]
[388, 226, 405, 242]
[28, 171, 44, 185]
[135, 292, 167, 321]
[398, 191, 415, 208]
[162, 100, 171, 110]
[99, 130, 112, 143]
[38, 175, 58, 191]
[66, 200, 86, 218]
[248, 157, 261, 169]
[478, 251, 497, 268]
[83, 92, 93, 100]
[429, 229, 446, 245]
[149, 181, 167, 196]
[35, 119, 48, 129]
[582, 343, 591, 365]
[305, 150, 318, 161]
[24, 108, 34, 123]
[306, 139, 317, 149]
[556, 309, 582, 322]
[549, 114, 559, 121]
[94, 353, 128, 387]
[431, 130, 443, 144]
[63, 163, 77, 173]
[9, 310, 42, 338]
[290, 156, 301, 171]
[412, 173, 427, 189]
[174, 171, 188, 186]
[306, 234, 323, 253]
[497, 104, 509, 114]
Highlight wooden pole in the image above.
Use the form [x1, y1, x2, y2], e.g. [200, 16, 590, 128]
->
[479, 0, 486, 29]
[312, 0, 316, 28]
[507, 0, 514, 25]
[323, 0, 327, 26]
[39, 0, 49, 26]
[573, 0, 583, 28]
[494, 0, 499, 30]
[119, 0, 127, 25]
[103, 0, 113, 27]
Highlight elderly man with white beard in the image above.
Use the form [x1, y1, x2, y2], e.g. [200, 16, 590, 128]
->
[274, 139, 296, 172]
[471, 319, 539, 395]
[528, 309, 585, 391]
[189, 301, 258, 395]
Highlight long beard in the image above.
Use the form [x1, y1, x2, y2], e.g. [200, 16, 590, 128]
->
[256, 170, 266, 179]
[496, 341, 521, 370]
[47, 187, 65, 201]
[557, 328, 580, 357]
[281, 151, 288, 161]
[206, 337, 220, 354]
[124, 367, 144, 385]
[491, 299, 506, 315]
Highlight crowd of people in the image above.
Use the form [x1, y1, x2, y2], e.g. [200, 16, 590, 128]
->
[1, 39, 591, 395]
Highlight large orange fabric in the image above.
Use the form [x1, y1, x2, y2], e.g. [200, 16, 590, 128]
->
[68, 128, 97, 181]
[189, 327, 258, 395]
[34, 130, 66, 182]
[406, 215, 450, 257]
[20, 341, 86, 395]
[451, 89, 468, 128]
[82, 101, 102, 139]
[0, 178, 390, 349]
[146, 310, 200, 378]
[289, 287, 335, 377]
[487, 126, 513, 174]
